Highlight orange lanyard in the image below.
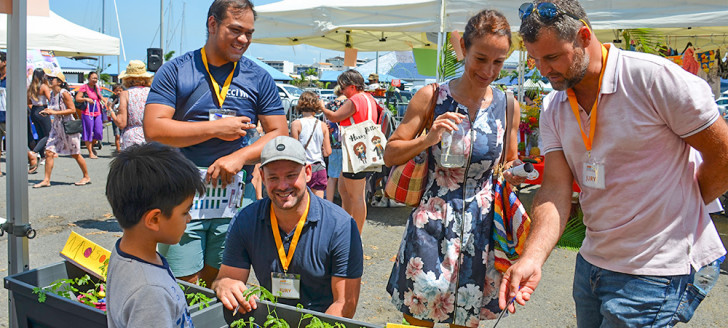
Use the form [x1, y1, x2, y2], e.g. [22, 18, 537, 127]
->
[270, 195, 310, 272]
[200, 46, 237, 108]
[566, 45, 609, 153]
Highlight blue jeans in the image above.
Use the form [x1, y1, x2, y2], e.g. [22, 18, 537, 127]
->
[573, 253, 719, 328]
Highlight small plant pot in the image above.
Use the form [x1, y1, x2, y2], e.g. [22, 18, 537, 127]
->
[4, 261, 107, 328]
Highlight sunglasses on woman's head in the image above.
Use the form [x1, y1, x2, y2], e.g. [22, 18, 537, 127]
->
[519, 2, 582, 23]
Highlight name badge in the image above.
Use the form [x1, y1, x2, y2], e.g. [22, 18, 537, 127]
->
[582, 162, 605, 189]
[271, 272, 301, 299]
[209, 108, 236, 121]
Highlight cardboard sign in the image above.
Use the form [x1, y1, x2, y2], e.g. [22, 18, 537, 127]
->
[344, 48, 358, 67]
[60, 231, 111, 280]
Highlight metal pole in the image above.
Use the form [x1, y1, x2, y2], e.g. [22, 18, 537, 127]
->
[180, 2, 185, 53]
[518, 49, 525, 103]
[101, 0, 105, 73]
[160, 0, 164, 54]
[435, 0, 446, 83]
[7, 0, 29, 327]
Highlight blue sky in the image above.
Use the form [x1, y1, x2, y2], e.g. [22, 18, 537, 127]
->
[49, 0, 377, 75]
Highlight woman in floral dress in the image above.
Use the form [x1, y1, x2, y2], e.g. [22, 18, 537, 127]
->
[384, 9, 523, 327]
[33, 71, 90, 188]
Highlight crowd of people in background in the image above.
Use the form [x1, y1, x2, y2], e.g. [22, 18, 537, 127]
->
[0, 57, 153, 186]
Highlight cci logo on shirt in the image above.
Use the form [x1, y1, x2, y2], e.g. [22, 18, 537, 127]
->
[227, 88, 250, 99]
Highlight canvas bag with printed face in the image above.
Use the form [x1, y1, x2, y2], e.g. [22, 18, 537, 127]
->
[341, 95, 387, 174]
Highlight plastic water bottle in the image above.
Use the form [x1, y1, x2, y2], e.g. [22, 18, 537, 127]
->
[693, 256, 724, 294]
[440, 118, 467, 168]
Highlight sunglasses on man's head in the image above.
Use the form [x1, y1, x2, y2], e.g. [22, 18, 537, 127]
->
[519, 2, 582, 23]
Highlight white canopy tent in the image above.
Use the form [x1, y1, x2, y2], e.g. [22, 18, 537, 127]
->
[0, 10, 119, 56]
[253, 0, 728, 51]
[254, 0, 727, 100]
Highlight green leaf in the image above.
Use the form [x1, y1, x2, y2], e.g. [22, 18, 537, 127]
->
[32, 288, 47, 303]
[437, 33, 464, 81]
[231, 318, 247, 328]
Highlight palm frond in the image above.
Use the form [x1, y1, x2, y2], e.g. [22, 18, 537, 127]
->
[621, 28, 663, 56]
[556, 206, 586, 251]
[438, 33, 464, 80]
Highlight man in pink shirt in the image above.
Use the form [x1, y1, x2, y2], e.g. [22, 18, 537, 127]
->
[499, 1, 728, 327]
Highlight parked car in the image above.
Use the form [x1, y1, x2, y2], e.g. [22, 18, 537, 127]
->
[386, 90, 414, 118]
[276, 83, 303, 116]
[319, 89, 335, 103]
[717, 97, 728, 119]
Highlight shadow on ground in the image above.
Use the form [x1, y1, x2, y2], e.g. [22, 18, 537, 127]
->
[74, 218, 122, 233]
[366, 205, 410, 227]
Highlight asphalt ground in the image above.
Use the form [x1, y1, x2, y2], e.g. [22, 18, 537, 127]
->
[1, 134, 726, 327]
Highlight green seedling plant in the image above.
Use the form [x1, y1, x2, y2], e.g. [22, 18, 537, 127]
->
[178, 280, 213, 311]
[32, 277, 78, 303]
[75, 275, 106, 308]
[231, 286, 354, 328]
[32, 274, 106, 311]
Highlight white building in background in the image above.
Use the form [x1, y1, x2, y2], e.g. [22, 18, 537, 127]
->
[313, 62, 333, 71]
[325, 56, 346, 70]
[262, 60, 294, 76]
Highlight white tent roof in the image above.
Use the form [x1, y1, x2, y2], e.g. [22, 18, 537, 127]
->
[0, 10, 119, 56]
[253, 0, 728, 51]
[254, 0, 439, 51]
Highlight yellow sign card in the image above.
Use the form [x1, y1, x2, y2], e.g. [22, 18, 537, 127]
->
[60, 231, 111, 281]
[386, 324, 427, 328]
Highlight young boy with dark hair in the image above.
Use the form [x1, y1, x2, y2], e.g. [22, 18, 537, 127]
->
[105, 142, 205, 328]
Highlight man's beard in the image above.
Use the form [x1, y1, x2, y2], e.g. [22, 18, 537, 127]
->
[550, 48, 589, 91]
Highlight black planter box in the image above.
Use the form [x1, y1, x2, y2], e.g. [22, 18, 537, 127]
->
[224, 299, 381, 328]
[4, 261, 226, 328]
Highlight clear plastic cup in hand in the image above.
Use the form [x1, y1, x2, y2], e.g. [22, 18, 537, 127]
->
[440, 118, 467, 168]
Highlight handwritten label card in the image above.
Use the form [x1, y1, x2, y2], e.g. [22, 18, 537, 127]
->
[60, 231, 111, 280]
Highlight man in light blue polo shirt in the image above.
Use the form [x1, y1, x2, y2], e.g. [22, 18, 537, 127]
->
[213, 136, 363, 318]
[144, 0, 287, 286]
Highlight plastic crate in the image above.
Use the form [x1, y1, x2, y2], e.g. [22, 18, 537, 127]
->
[4, 261, 226, 328]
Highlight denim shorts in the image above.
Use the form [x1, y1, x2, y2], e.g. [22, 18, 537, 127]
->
[158, 184, 256, 277]
[327, 148, 342, 178]
[572, 253, 719, 328]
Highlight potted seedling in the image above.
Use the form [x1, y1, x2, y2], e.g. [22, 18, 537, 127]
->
[226, 285, 380, 328]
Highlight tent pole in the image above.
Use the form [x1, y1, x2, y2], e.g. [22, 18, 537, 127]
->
[7, 0, 30, 327]
[518, 48, 525, 103]
[375, 51, 379, 76]
[101, 0, 105, 73]
[435, 0, 446, 83]
[160, 0, 164, 55]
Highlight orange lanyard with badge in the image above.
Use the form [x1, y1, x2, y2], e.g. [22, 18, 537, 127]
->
[269, 195, 310, 299]
[201, 46, 237, 120]
[566, 45, 608, 190]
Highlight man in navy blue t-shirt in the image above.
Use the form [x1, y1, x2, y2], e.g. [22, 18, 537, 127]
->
[212, 136, 363, 318]
[144, 0, 287, 285]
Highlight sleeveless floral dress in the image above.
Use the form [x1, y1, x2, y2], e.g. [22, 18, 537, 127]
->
[45, 89, 82, 156]
[120, 86, 150, 150]
[386, 81, 508, 327]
